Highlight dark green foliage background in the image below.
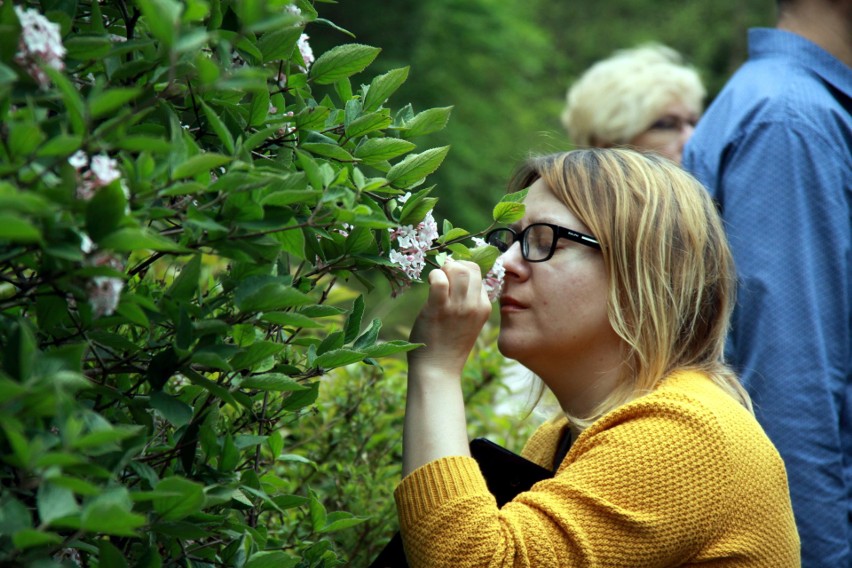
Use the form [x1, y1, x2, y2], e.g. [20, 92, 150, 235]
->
[312, 0, 773, 229]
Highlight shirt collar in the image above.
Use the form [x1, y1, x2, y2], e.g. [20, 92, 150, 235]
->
[748, 27, 852, 97]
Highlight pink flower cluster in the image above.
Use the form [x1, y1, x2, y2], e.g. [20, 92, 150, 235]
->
[389, 194, 439, 280]
[68, 151, 122, 200]
[472, 237, 506, 302]
[86, 252, 125, 318]
[14, 6, 66, 89]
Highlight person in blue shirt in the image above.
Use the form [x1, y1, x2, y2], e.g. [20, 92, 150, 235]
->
[682, 0, 852, 565]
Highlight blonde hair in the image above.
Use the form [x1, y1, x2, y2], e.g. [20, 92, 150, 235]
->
[561, 44, 705, 148]
[511, 148, 751, 428]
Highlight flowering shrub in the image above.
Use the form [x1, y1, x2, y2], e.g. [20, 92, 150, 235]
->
[0, 1, 523, 566]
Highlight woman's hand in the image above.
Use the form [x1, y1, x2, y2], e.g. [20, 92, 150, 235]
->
[402, 259, 492, 475]
[408, 259, 493, 380]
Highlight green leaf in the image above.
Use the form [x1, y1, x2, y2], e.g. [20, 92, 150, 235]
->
[0, 496, 31, 535]
[361, 340, 423, 358]
[8, 122, 45, 157]
[89, 87, 144, 119]
[65, 35, 112, 60]
[470, 245, 500, 275]
[261, 189, 322, 207]
[309, 43, 381, 85]
[200, 100, 236, 155]
[267, 431, 284, 459]
[174, 28, 210, 54]
[81, 489, 146, 536]
[137, 0, 182, 46]
[153, 477, 205, 521]
[317, 330, 344, 355]
[150, 391, 194, 428]
[492, 201, 525, 224]
[230, 341, 284, 370]
[245, 551, 298, 568]
[37, 482, 80, 526]
[249, 89, 270, 127]
[4, 320, 36, 382]
[400, 106, 453, 138]
[282, 381, 319, 411]
[44, 68, 85, 135]
[98, 228, 185, 252]
[343, 295, 365, 344]
[72, 424, 144, 450]
[49, 475, 102, 496]
[172, 153, 232, 179]
[344, 111, 392, 139]
[500, 188, 528, 203]
[260, 312, 322, 328]
[0, 214, 41, 243]
[37, 134, 83, 157]
[115, 135, 174, 153]
[219, 435, 240, 471]
[354, 137, 416, 165]
[308, 490, 326, 531]
[318, 511, 368, 534]
[86, 183, 127, 242]
[399, 192, 438, 226]
[239, 374, 308, 392]
[353, 318, 381, 350]
[363, 66, 409, 111]
[0, 62, 17, 87]
[167, 254, 201, 301]
[97, 540, 129, 568]
[438, 227, 470, 244]
[11, 529, 63, 550]
[235, 278, 315, 313]
[386, 146, 449, 189]
[257, 26, 301, 62]
[313, 349, 365, 369]
[296, 150, 324, 190]
[300, 143, 355, 162]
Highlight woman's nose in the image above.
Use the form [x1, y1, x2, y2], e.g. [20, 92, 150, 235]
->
[500, 241, 530, 279]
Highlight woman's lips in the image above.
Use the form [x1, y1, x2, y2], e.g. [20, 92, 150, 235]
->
[499, 296, 527, 312]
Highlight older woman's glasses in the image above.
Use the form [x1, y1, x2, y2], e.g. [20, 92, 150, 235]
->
[485, 223, 601, 262]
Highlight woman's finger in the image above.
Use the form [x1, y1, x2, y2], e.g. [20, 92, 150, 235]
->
[439, 260, 467, 302]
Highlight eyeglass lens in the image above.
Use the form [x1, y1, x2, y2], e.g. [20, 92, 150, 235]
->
[486, 225, 557, 262]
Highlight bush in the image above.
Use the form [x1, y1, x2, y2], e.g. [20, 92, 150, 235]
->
[0, 1, 524, 566]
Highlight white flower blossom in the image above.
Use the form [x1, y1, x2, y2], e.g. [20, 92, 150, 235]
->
[69, 152, 122, 200]
[68, 150, 88, 169]
[88, 276, 124, 318]
[14, 6, 66, 89]
[389, 208, 439, 281]
[278, 111, 296, 137]
[85, 252, 125, 318]
[90, 154, 121, 186]
[79, 233, 94, 254]
[482, 256, 505, 302]
[297, 34, 314, 71]
[470, 237, 505, 302]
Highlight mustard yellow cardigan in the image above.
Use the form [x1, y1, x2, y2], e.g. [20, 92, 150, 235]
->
[395, 371, 800, 567]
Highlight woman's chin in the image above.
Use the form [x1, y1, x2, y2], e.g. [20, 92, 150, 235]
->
[497, 334, 529, 364]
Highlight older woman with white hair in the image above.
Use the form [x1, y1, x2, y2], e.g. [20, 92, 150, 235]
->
[561, 44, 705, 164]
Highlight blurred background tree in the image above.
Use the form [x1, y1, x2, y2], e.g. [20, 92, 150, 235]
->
[312, 0, 773, 229]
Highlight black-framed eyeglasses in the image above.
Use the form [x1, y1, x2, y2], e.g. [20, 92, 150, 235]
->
[485, 223, 600, 262]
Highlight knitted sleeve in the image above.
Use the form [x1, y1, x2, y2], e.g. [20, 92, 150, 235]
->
[394, 394, 735, 567]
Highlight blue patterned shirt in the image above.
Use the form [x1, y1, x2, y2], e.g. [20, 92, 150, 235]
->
[684, 28, 852, 567]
